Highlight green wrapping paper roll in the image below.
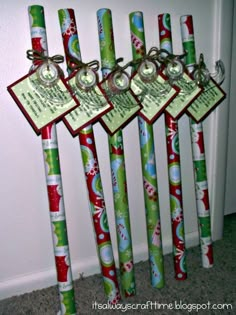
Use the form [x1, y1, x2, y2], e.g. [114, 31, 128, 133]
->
[97, 8, 136, 297]
[158, 13, 187, 280]
[180, 15, 213, 268]
[58, 9, 121, 303]
[129, 11, 165, 288]
[28, 5, 76, 315]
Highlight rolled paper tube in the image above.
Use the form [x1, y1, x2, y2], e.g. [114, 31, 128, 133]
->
[129, 11, 165, 288]
[28, 5, 77, 315]
[158, 13, 187, 280]
[180, 15, 213, 268]
[96, 8, 136, 297]
[58, 9, 121, 303]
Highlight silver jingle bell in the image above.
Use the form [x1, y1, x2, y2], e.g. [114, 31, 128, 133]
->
[36, 61, 60, 87]
[108, 70, 130, 95]
[193, 68, 210, 87]
[138, 60, 158, 83]
[166, 59, 184, 81]
[75, 67, 98, 91]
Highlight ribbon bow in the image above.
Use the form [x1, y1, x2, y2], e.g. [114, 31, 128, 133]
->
[157, 49, 186, 65]
[104, 47, 187, 73]
[109, 47, 161, 72]
[67, 55, 99, 73]
[26, 49, 64, 65]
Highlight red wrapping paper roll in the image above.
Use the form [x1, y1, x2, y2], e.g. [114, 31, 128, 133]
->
[158, 13, 187, 280]
[58, 8, 121, 303]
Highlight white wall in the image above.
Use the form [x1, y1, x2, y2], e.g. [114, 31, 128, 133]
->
[0, 0, 233, 299]
[224, 1, 236, 215]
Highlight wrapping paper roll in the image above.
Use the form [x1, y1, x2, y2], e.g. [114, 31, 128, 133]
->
[180, 15, 213, 268]
[28, 5, 76, 314]
[158, 13, 187, 280]
[58, 9, 121, 303]
[129, 11, 165, 288]
[96, 8, 136, 297]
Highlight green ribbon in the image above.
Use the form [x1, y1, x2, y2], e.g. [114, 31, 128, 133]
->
[26, 49, 64, 65]
[67, 55, 99, 73]
[102, 47, 187, 78]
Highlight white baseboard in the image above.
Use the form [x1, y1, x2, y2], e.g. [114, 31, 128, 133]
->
[0, 231, 199, 301]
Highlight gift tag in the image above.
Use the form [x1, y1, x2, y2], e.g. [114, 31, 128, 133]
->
[165, 71, 202, 119]
[99, 70, 142, 135]
[187, 77, 226, 122]
[131, 65, 179, 124]
[64, 68, 113, 135]
[7, 63, 79, 134]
